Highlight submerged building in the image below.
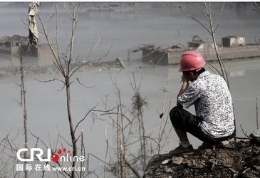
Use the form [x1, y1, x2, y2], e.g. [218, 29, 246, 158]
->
[140, 36, 260, 65]
[0, 35, 55, 58]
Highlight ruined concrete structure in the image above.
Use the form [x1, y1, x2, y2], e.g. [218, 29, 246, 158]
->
[141, 36, 260, 65]
[0, 35, 56, 58]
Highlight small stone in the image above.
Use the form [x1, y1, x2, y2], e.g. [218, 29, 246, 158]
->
[254, 166, 260, 171]
[172, 157, 183, 165]
[164, 167, 172, 173]
[162, 159, 171, 165]
[221, 140, 230, 146]
[229, 168, 238, 174]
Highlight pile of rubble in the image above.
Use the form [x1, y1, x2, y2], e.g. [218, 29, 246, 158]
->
[144, 131, 260, 178]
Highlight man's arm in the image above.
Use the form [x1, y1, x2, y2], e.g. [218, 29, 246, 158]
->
[176, 75, 189, 107]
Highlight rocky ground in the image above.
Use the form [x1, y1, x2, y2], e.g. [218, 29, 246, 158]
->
[144, 133, 260, 178]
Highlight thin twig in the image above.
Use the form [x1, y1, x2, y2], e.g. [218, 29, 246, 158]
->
[123, 155, 142, 178]
[256, 97, 259, 130]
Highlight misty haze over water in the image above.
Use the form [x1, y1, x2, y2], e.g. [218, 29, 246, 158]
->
[1, 2, 260, 62]
[0, 2, 260, 177]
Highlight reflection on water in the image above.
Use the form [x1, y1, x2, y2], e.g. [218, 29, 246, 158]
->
[0, 54, 54, 67]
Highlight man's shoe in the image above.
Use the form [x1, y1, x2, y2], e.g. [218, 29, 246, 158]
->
[169, 145, 194, 155]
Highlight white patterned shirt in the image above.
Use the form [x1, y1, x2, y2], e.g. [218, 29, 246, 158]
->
[178, 71, 235, 138]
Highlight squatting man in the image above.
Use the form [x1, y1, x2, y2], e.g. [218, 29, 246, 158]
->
[169, 51, 235, 155]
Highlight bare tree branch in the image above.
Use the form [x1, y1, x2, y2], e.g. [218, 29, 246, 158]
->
[123, 155, 142, 178]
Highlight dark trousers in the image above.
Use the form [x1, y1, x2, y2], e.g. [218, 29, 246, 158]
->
[169, 106, 233, 144]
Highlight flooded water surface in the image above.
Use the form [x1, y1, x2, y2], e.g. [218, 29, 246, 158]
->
[0, 3, 260, 177]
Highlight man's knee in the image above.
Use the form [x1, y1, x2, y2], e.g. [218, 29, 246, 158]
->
[170, 106, 182, 117]
[169, 106, 183, 123]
